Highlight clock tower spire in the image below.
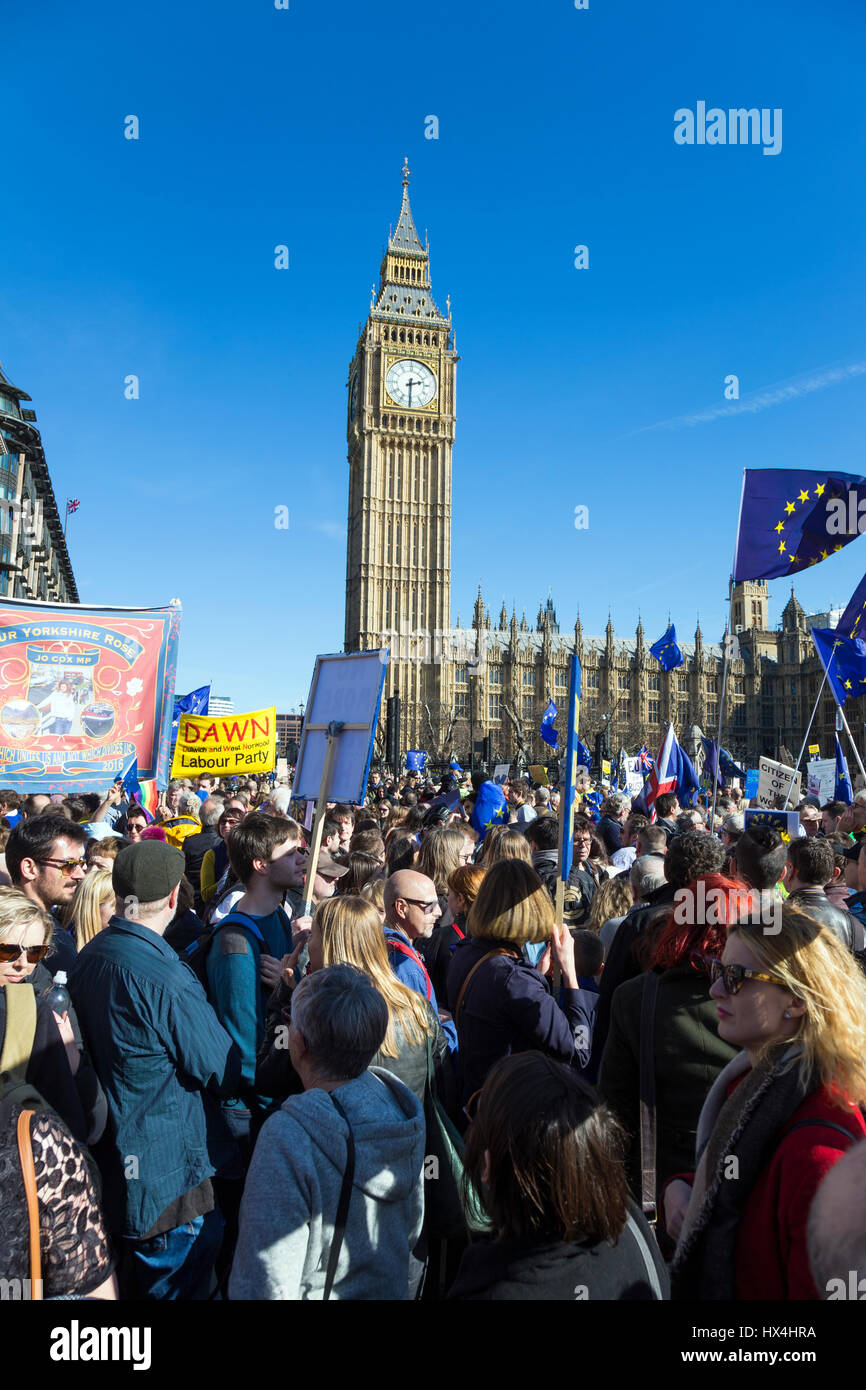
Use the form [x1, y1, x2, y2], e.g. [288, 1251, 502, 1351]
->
[345, 163, 457, 758]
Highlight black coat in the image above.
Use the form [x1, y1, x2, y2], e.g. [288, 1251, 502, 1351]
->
[183, 828, 220, 901]
[447, 1198, 668, 1300]
[586, 882, 677, 1082]
[597, 816, 623, 856]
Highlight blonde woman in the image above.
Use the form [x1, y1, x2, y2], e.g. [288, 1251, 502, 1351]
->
[587, 874, 634, 946]
[669, 906, 866, 1300]
[0, 885, 106, 1146]
[478, 825, 533, 869]
[70, 869, 115, 949]
[416, 825, 468, 900]
[256, 895, 454, 1111]
[446, 859, 595, 1111]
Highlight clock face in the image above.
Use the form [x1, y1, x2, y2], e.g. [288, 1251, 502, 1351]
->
[385, 358, 437, 410]
[349, 371, 359, 421]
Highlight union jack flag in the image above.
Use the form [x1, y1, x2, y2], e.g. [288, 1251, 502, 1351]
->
[638, 744, 654, 773]
[66, 498, 80, 513]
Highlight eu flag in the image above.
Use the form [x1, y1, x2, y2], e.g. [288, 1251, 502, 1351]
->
[671, 736, 701, 807]
[835, 734, 854, 805]
[719, 747, 746, 781]
[650, 624, 684, 671]
[405, 749, 427, 772]
[733, 469, 866, 582]
[121, 754, 141, 803]
[811, 627, 866, 705]
[540, 698, 558, 749]
[837, 572, 866, 640]
[576, 739, 592, 768]
[470, 780, 507, 840]
[701, 736, 721, 788]
[172, 684, 211, 734]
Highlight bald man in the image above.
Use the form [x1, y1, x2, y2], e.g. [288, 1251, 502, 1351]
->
[384, 869, 456, 1051]
[808, 1138, 866, 1299]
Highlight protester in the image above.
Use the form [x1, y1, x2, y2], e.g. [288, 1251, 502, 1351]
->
[448, 1053, 667, 1300]
[447, 859, 595, 1111]
[183, 799, 223, 912]
[668, 906, 866, 1300]
[477, 824, 533, 869]
[420, 862, 485, 1006]
[257, 895, 453, 1108]
[6, 814, 88, 977]
[821, 801, 849, 838]
[69, 841, 241, 1299]
[598, 875, 748, 1244]
[69, 867, 115, 948]
[807, 1139, 866, 1299]
[654, 792, 680, 841]
[587, 874, 633, 942]
[782, 836, 862, 948]
[230, 964, 425, 1300]
[596, 793, 631, 857]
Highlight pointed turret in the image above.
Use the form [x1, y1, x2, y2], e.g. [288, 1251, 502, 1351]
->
[473, 584, 486, 632]
[371, 159, 447, 325]
[499, 601, 508, 631]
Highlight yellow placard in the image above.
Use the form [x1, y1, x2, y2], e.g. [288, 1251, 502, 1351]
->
[808, 743, 820, 756]
[601, 759, 611, 775]
[171, 706, 276, 778]
[529, 764, 549, 786]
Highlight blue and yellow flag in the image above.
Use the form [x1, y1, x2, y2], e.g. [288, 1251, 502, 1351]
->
[811, 627, 866, 705]
[650, 624, 684, 671]
[733, 470, 866, 582]
[558, 654, 582, 884]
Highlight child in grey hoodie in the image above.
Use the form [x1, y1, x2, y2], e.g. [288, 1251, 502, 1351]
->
[229, 965, 426, 1301]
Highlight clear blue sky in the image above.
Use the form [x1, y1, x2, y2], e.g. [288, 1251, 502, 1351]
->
[2, 0, 865, 713]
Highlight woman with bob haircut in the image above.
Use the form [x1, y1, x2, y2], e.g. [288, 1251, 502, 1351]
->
[598, 874, 747, 1247]
[68, 868, 115, 949]
[447, 1052, 668, 1300]
[670, 905, 866, 1300]
[477, 825, 533, 870]
[446, 859, 596, 1111]
[257, 894, 454, 1110]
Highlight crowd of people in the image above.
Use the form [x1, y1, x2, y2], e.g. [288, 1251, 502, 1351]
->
[2, 762, 866, 1303]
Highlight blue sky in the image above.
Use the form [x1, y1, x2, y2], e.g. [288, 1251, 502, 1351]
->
[2, 0, 865, 713]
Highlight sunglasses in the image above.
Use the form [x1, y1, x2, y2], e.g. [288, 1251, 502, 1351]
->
[0, 942, 50, 964]
[35, 857, 87, 875]
[696, 953, 787, 995]
[400, 897, 439, 914]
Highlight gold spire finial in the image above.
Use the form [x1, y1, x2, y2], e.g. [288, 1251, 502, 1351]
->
[402, 156, 410, 187]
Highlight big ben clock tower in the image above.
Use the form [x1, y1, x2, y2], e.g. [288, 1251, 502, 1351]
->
[345, 159, 457, 753]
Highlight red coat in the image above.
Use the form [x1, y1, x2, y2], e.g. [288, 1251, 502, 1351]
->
[733, 1083, 865, 1300]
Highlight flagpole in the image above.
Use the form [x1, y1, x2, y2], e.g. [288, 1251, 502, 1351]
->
[838, 703, 866, 785]
[710, 623, 730, 830]
[784, 670, 828, 810]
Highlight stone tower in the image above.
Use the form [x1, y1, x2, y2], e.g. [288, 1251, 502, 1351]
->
[344, 159, 458, 750]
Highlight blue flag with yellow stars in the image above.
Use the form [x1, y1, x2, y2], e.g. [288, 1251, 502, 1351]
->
[837, 572, 866, 640]
[649, 624, 684, 671]
[743, 808, 800, 843]
[811, 627, 866, 705]
[470, 780, 507, 841]
[835, 734, 854, 805]
[576, 739, 592, 768]
[719, 747, 746, 781]
[540, 698, 559, 749]
[732, 470, 866, 583]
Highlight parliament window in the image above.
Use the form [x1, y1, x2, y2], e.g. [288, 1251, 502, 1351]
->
[678, 675, 688, 691]
[648, 674, 660, 691]
[522, 671, 535, 687]
[455, 692, 469, 717]
[489, 666, 503, 685]
[555, 669, 568, 688]
[489, 695, 501, 721]
[586, 672, 599, 689]
[455, 666, 468, 685]
[706, 678, 718, 694]
[522, 696, 533, 718]
[734, 678, 744, 695]
[618, 675, 630, 691]
[648, 699, 660, 722]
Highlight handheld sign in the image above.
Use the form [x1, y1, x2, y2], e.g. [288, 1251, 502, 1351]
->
[756, 756, 801, 810]
[744, 808, 800, 842]
[744, 768, 760, 800]
[293, 651, 388, 913]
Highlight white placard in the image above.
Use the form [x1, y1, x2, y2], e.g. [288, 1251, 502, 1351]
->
[806, 758, 835, 805]
[492, 763, 511, 786]
[293, 651, 388, 803]
[756, 756, 802, 810]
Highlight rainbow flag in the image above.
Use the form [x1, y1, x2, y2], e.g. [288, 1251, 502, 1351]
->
[134, 779, 160, 822]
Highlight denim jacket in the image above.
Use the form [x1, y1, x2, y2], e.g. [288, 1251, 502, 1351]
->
[69, 915, 241, 1238]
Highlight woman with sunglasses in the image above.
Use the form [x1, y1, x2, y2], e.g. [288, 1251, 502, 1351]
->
[0, 886, 106, 1146]
[598, 874, 746, 1252]
[670, 905, 866, 1300]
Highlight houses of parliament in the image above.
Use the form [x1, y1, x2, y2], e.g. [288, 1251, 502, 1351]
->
[344, 162, 861, 772]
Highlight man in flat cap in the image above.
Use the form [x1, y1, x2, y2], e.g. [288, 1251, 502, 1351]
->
[69, 839, 241, 1300]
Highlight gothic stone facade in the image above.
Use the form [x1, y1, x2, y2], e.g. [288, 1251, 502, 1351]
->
[344, 173, 859, 772]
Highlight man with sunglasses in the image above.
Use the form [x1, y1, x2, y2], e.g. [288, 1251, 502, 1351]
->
[5, 814, 88, 977]
[383, 869, 457, 1050]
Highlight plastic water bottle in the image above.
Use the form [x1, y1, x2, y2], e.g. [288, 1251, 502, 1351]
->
[41, 970, 70, 1015]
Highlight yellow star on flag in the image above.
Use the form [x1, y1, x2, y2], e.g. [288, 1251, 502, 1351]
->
[798, 490, 810, 503]
[834, 544, 843, 553]
[775, 521, 785, 534]
[821, 550, 828, 560]
[785, 501, 796, 514]
[780, 831, 791, 844]
[815, 483, 826, 496]
[778, 540, 786, 554]
[789, 554, 799, 564]
[845, 680, 852, 690]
